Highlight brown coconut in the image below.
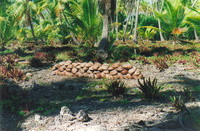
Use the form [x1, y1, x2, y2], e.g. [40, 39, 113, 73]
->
[110, 70, 118, 75]
[66, 68, 71, 72]
[58, 66, 64, 72]
[76, 65, 81, 69]
[53, 70, 59, 75]
[72, 63, 79, 67]
[85, 62, 93, 67]
[88, 74, 94, 78]
[63, 71, 73, 77]
[67, 64, 73, 69]
[105, 74, 113, 79]
[99, 64, 109, 71]
[133, 69, 141, 76]
[111, 63, 121, 68]
[116, 66, 124, 71]
[121, 69, 128, 75]
[66, 60, 72, 64]
[79, 68, 85, 73]
[128, 67, 137, 75]
[108, 66, 114, 71]
[117, 73, 124, 79]
[92, 64, 100, 70]
[101, 72, 106, 78]
[52, 65, 58, 71]
[59, 62, 66, 65]
[93, 71, 100, 74]
[122, 63, 132, 69]
[76, 72, 83, 77]
[83, 66, 89, 71]
[137, 74, 143, 79]
[88, 66, 94, 71]
[126, 74, 132, 79]
[87, 70, 93, 74]
[80, 62, 86, 68]
[72, 68, 78, 73]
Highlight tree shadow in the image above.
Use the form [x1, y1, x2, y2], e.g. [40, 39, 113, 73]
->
[0, 77, 168, 130]
[1, 72, 199, 130]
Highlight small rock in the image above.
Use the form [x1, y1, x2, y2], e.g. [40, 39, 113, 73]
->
[35, 114, 42, 122]
[60, 106, 75, 121]
[76, 110, 90, 122]
[60, 106, 73, 116]
[26, 73, 32, 77]
[138, 120, 146, 126]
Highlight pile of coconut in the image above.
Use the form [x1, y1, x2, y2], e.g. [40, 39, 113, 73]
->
[52, 60, 143, 79]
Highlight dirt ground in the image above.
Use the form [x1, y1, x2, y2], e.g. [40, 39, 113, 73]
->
[1, 62, 200, 131]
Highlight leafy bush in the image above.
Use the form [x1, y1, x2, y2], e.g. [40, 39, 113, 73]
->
[110, 45, 137, 62]
[153, 57, 169, 71]
[0, 54, 19, 66]
[29, 52, 56, 67]
[34, 52, 56, 63]
[137, 77, 162, 100]
[0, 65, 26, 81]
[136, 56, 150, 64]
[105, 80, 127, 98]
[29, 57, 44, 67]
[0, 55, 25, 81]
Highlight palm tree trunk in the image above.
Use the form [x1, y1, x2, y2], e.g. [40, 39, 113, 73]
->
[28, 12, 37, 44]
[194, 29, 199, 41]
[115, 0, 118, 40]
[98, 12, 109, 51]
[98, 0, 110, 51]
[158, 19, 165, 41]
[63, 13, 80, 45]
[133, 0, 140, 43]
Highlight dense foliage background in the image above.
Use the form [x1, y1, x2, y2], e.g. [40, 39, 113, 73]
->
[0, 0, 200, 50]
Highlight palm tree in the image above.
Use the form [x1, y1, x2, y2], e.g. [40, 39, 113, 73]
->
[0, 1, 14, 50]
[155, 0, 165, 41]
[154, 0, 188, 42]
[9, 0, 38, 43]
[98, 0, 116, 53]
[133, 0, 140, 43]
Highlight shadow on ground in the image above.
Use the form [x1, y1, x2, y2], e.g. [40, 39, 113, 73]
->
[1, 73, 200, 131]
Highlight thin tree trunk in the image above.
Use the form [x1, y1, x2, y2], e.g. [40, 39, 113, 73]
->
[156, 0, 165, 41]
[28, 12, 37, 44]
[123, 14, 131, 41]
[133, 0, 140, 43]
[194, 29, 199, 41]
[115, 0, 118, 40]
[63, 13, 80, 45]
[98, 13, 109, 51]
[98, 0, 109, 51]
[158, 19, 165, 41]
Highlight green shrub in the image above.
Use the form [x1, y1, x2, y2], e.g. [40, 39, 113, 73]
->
[170, 96, 187, 112]
[105, 80, 127, 98]
[29, 57, 44, 67]
[138, 77, 162, 100]
[110, 45, 137, 62]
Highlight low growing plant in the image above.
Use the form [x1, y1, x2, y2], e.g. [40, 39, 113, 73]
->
[183, 88, 195, 101]
[137, 77, 162, 100]
[105, 80, 127, 98]
[170, 96, 189, 114]
[29, 52, 56, 67]
[29, 57, 44, 67]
